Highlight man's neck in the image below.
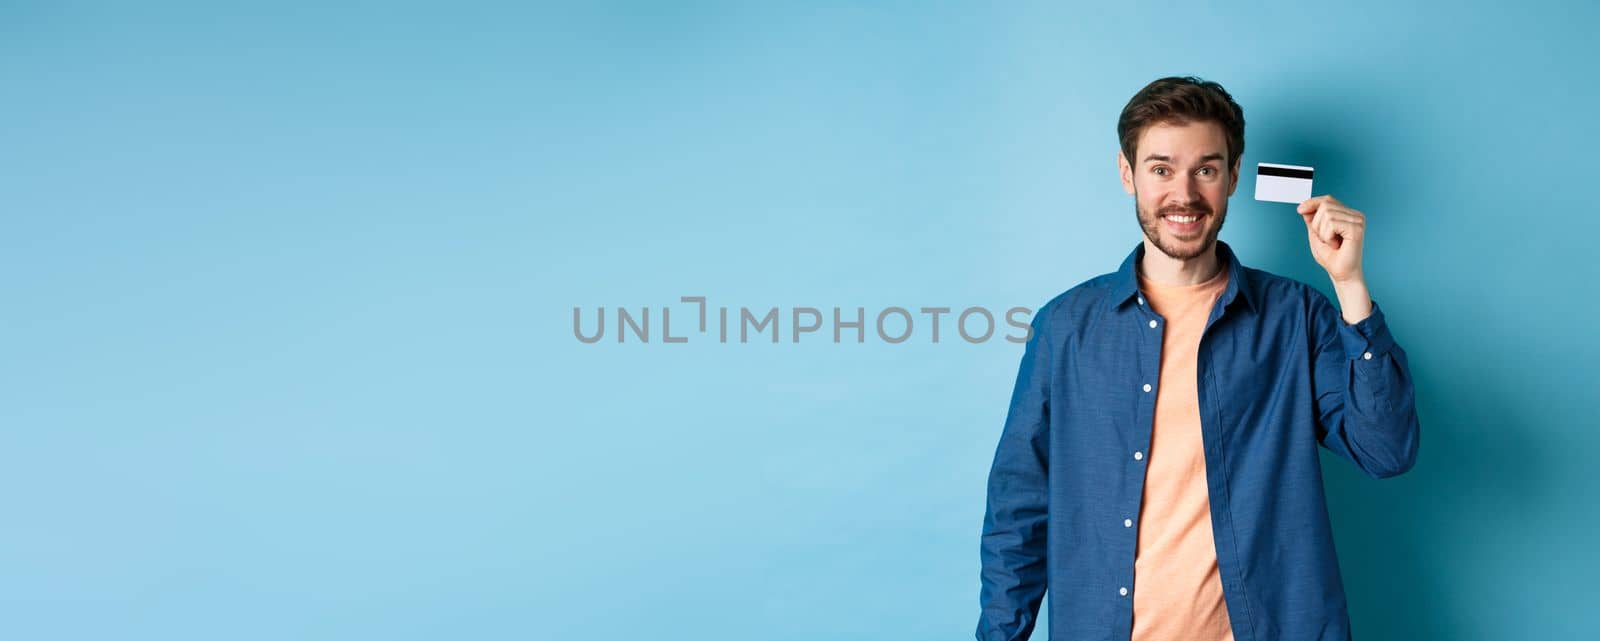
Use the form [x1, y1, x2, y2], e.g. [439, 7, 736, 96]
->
[1139, 239, 1223, 287]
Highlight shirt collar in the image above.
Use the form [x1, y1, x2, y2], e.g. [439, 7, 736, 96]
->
[1105, 239, 1258, 314]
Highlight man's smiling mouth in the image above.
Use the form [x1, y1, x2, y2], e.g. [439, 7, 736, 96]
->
[1161, 211, 1208, 234]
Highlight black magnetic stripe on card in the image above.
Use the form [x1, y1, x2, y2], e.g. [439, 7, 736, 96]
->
[1258, 165, 1314, 179]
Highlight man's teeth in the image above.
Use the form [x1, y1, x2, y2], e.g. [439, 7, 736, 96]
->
[1167, 215, 1200, 223]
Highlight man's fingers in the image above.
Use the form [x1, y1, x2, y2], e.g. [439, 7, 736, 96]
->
[1319, 211, 1362, 225]
[1298, 194, 1349, 215]
[1305, 205, 1364, 226]
[1318, 216, 1339, 245]
[1333, 218, 1364, 240]
[1313, 217, 1364, 247]
[1301, 199, 1366, 250]
[1304, 209, 1348, 245]
[1302, 210, 1322, 237]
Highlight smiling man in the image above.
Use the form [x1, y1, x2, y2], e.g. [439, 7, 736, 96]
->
[975, 76, 1421, 641]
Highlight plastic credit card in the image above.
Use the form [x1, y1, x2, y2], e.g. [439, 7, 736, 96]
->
[1254, 163, 1314, 203]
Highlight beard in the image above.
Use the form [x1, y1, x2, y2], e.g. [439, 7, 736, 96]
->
[1134, 190, 1227, 260]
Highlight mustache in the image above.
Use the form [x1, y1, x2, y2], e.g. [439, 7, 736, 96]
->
[1159, 202, 1212, 216]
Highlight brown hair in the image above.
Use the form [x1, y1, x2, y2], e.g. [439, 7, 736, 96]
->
[1117, 76, 1245, 174]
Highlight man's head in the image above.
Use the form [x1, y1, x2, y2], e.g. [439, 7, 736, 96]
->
[1116, 76, 1246, 261]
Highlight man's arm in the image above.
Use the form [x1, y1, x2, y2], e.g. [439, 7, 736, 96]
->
[1297, 194, 1420, 478]
[1309, 291, 1421, 478]
[976, 312, 1052, 641]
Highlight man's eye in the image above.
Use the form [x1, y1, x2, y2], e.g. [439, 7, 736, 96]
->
[1153, 167, 1169, 176]
[1197, 167, 1214, 176]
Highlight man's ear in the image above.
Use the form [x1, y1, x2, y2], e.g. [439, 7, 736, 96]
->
[1118, 150, 1135, 195]
[1227, 158, 1241, 196]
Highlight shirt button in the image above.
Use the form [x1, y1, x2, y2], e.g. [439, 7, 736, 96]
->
[1133, 451, 1144, 460]
[1119, 587, 1129, 596]
[1142, 383, 1152, 393]
[1138, 296, 1145, 305]
[1148, 319, 1158, 328]
[1124, 518, 1133, 527]
[1363, 351, 1373, 360]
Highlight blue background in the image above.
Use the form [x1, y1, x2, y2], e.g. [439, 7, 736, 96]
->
[4, 2, 1596, 639]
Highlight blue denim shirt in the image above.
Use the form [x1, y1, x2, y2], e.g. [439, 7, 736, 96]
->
[977, 240, 1421, 641]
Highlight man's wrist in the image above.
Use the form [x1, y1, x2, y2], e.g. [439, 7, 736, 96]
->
[1331, 276, 1372, 325]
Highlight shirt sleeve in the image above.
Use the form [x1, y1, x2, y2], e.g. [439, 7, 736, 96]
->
[1310, 294, 1422, 479]
[976, 307, 1052, 641]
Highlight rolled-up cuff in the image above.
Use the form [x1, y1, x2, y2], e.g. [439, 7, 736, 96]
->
[1337, 299, 1398, 361]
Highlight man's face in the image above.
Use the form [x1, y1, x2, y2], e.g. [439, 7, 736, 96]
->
[1117, 120, 1240, 260]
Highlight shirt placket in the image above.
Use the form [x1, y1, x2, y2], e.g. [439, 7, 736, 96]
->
[1197, 305, 1256, 641]
[1115, 292, 1163, 640]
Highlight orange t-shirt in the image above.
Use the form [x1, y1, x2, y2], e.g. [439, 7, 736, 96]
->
[1131, 264, 1234, 641]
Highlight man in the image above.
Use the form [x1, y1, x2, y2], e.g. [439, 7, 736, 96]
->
[975, 76, 1421, 641]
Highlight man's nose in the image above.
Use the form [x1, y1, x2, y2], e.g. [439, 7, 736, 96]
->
[1169, 175, 1203, 207]
[1182, 173, 1202, 198]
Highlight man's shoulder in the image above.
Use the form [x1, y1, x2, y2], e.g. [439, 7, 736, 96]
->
[1029, 271, 1122, 332]
[1239, 264, 1336, 311]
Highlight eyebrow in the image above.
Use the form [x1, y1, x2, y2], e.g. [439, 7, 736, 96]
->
[1142, 153, 1226, 165]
